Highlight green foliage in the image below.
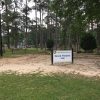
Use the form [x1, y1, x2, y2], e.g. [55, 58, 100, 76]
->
[1, 0, 100, 51]
[51, 0, 100, 50]
[46, 39, 54, 49]
[80, 33, 97, 52]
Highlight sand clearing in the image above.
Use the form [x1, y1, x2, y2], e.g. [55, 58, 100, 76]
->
[0, 54, 100, 77]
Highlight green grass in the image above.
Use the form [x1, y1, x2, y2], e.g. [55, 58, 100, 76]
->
[3, 48, 48, 58]
[0, 73, 100, 100]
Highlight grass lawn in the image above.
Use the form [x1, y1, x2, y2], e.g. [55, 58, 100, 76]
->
[3, 48, 48, 57]
[0, 73, 100, 100]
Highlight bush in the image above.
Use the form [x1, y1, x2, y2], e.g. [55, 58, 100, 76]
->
[46, 39, 54, 50]
[80, 33, 97, 52]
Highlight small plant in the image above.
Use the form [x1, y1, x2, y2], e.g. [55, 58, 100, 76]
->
[46, 39, 54, 50]
[80, 33, 97, 52]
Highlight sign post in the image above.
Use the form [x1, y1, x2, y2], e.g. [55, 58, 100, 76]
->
[72, 48, 74, 64]
[51, 48, 53, 65]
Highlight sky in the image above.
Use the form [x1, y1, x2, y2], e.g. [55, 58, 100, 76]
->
[28, 1, 36, 19]
[26, 0, 47, 26]
[23, 0, 47, 20]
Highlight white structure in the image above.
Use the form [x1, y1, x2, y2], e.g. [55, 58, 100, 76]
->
[53, 50, 73, 64]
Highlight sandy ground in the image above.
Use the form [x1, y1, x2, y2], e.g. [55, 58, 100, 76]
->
[0, 54, 100, 77]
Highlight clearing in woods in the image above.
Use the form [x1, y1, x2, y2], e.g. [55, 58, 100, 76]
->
[0, 53, 100, 77]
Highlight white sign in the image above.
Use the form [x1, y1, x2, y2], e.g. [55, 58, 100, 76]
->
[53, 50, 72, 63]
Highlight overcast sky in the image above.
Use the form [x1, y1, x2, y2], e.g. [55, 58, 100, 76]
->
[22, 0, 47, 20]
[28, 1, 36, 19]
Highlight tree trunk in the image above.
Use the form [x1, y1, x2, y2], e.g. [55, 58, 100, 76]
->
[5, 4, 10, 48]
[25, 0, 28, 48]
[55, 13, 57, 49]
[14, 25, 19, 48]
[35, 1, 38, 49]
[7, 25, 10, 48]
[96, 23, 100, 53]
[0, 13, 3, 56]
[40, 7, 43, 49]
[76, 34, 80, 53]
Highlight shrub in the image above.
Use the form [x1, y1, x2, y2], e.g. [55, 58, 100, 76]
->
[80, 33, 97, 52]
[46, 39, 54, 50]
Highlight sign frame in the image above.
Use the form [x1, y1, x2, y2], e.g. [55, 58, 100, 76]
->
[51, 49, 73, 65]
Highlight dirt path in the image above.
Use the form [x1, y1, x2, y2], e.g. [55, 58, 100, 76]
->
[0, 54, 100, 77]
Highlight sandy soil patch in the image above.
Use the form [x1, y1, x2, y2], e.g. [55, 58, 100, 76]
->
[0, 54, 100, 77]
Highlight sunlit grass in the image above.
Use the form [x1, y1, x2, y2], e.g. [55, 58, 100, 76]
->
[3, 48, 48, 57]
[0, 73, 100, 100]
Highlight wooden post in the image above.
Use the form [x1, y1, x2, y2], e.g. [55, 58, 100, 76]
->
[72, 48, 74, 64]
[51, 48, 53, 65]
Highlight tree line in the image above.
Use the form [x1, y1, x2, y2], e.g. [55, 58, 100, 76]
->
[0, 0, 100, 53]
